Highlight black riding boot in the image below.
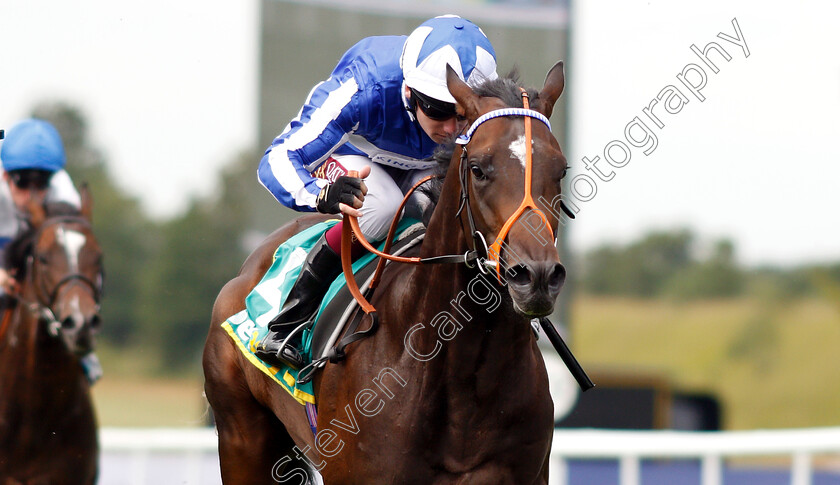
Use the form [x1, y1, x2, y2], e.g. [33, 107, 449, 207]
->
[254, 235, 342, 368]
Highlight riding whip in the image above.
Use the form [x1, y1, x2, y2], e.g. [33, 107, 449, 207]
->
[538, 317, 595, 392]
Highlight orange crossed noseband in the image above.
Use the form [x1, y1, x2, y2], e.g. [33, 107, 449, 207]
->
[457, 89, 555, 281]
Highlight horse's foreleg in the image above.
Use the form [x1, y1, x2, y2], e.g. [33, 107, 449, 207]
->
[204, 328, 310, 484]
[214, 409, 309, 485]
[537, 440, 552, 485]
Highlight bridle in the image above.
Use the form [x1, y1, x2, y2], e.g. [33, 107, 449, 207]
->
[23, 216, 102, 337]
[455, 90, 557, 281]
[298, 89, 592, 390]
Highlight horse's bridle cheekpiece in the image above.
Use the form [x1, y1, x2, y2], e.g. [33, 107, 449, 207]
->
[27, 217, 102, 337]
[456, 90, 555, 281]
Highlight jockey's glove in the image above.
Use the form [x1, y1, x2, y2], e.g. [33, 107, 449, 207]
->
[316, 175, 366, 214]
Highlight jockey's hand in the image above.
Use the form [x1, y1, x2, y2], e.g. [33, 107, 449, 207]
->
[0, 268, 18, 294]
[316, 166, 370, 217]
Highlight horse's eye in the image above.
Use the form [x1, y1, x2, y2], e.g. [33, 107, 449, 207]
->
[558, 165, 570, 181]
[37, 254, 49, 264]
[470, 164, 487, 181]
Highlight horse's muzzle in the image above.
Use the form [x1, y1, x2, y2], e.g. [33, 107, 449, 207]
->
[505, 260, 566, 316]
[58, 313, 98, 356]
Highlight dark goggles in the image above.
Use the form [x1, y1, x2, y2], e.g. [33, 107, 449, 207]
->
[410, 88, 458, 121]
[8, 169, 53, 190]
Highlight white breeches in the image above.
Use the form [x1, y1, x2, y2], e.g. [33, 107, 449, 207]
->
[332, 155, 435, 241]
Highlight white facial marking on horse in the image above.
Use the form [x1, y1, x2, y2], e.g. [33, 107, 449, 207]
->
[69, 295, 82, 327]
[56, 227, 87, 272]
[509, 135, 529, 170]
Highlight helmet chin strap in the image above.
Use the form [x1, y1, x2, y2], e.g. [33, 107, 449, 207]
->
[402, 81, 417, 121]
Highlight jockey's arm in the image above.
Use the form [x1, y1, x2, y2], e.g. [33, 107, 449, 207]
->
[258, 71, 366, 214]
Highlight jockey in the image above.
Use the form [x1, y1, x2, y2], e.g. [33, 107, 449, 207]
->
[0, 118, 102, 384]
[255, 15, 498, 368]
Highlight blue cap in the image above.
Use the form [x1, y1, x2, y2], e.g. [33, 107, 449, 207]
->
[0, 119, 66, 172]
[400, 15, 498, 104]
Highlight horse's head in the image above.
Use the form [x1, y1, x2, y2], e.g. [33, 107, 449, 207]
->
[27, 187, 103, 356]
[447, 62, 568, 317]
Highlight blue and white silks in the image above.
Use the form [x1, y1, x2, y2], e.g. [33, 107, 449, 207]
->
[258, 36, 440, 212]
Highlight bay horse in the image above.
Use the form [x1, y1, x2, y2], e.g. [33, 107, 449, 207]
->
[204, 61, 569, 484]
[0, 190, 102, 484]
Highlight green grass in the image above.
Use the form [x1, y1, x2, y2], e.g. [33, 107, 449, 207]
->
[89, 345, 208, 427]
[92, 376, 208, 427]
[572, 295, 840, 430]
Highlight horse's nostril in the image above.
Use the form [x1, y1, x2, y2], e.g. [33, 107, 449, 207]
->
[505, 263, 532, 287]
[90, 315, 102, 332]
[62, 317, 76, 330]
[548, 263, 567, 290]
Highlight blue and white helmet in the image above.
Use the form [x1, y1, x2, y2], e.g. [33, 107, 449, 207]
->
[0, 118, 66, 173]
[400, 15, 498, 104]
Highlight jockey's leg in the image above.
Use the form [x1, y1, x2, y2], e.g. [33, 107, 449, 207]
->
[255, 156, 403, 368]
[391, 165, 437, 223]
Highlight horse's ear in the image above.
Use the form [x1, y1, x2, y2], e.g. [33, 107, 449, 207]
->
[80, 183, 93, 222]
[537, 61, 565, 119]
[446, 64, 480, 119]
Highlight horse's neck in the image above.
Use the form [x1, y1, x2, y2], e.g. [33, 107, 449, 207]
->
[0, 297, 80, 391]
[421, 165, 467, 258]
[0, 302, 89, 459]
[405, 161, 534, 376]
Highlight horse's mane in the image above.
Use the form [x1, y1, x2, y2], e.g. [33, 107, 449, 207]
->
[419, 69, 535, 224]
[5, 202, 83, 278]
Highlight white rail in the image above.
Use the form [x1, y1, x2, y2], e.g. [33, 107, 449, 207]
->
[102, 427, 218, 452]
[100, 428, 219, 485]
[549, 427, 840, 485]
[100, 427, 840, 485]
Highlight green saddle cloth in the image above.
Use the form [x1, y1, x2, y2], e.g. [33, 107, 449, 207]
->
[221, 218, 418, 405]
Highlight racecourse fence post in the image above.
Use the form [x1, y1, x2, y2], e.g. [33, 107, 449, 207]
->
[792, 452, 813, 485]
[701, 454, 722, 485]
[619, 454, 640, 485]
[549, 455, 568, 485]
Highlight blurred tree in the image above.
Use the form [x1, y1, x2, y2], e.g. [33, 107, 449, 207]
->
[581, 229, 693, 297]
[805, 263, 840, 316]
[137, 150, 257, 371]
[31, 102, 156, 345]
[579, 230, 754, 300]
[21, 102, 314, 373]
[665, 239, 745, 300]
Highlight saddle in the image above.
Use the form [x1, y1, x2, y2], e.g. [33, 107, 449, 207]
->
[299, 222, 425, 382]
[309, 222, 426, 362]
[220, 219, 425, 403]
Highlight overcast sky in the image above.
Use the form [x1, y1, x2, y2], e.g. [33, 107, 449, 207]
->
[569, 1, 840, 266]
[0, 0, 259, 217]
[1, 0, 837, 266]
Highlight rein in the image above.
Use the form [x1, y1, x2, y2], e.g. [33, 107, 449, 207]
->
[0, 305, 12, 343]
